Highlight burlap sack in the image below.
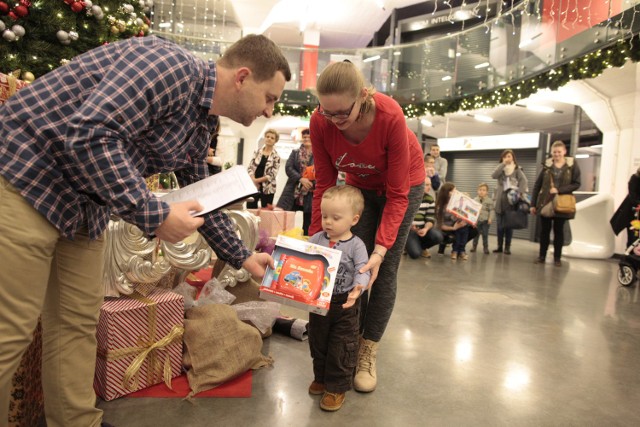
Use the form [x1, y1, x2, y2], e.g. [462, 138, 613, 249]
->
[183, 304, 273, 398]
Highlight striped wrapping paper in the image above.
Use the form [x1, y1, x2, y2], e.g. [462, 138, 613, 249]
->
[94, 288, 184, 401]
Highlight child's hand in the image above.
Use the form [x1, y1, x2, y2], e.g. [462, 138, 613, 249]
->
[342, 285, 365, 309]
[488, 220, 492, 225]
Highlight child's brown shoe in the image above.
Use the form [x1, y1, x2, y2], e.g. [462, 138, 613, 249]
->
[320, 392, 345, 411]
[308, 381, 325, 395]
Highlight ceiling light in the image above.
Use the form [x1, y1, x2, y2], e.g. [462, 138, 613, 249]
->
[421, 119, 433, 127]
[442, 75, 452, 81]
[363, 55, 381, 63]
[526, 105, 555, 113]
[575, 154, 590, 159]
[474, 62, 490, 69]
[158, 22, 171, 28]
[393, 51, 401, 56]
[473, 114, 494, 123]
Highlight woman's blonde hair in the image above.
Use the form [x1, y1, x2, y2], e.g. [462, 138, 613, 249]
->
[315, 61, 376, 118]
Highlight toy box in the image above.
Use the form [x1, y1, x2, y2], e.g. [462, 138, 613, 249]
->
[259, 235, 342, 315]
[446, 190, 483, 226]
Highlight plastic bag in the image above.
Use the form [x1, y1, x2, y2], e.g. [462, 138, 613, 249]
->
[231, 301, 280, 335]
[198, 278, 236, 306]
[173, 281, 199, 311]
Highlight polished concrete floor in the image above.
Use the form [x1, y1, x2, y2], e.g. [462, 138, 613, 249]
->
[98, 238, 640, 427]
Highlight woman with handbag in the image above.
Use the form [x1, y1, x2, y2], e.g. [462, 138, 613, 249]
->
[491, 149, 529, 255]
[530, 141, 581, 266]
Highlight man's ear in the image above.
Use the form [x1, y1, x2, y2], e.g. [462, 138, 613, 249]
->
[234, 67, 251, 88]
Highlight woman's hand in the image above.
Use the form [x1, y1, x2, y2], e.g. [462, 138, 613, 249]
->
[550, 187, 558, 194]
[530, 207, 537, 215]
[360, 246, 387, 288]
[299, 177, 313, 190]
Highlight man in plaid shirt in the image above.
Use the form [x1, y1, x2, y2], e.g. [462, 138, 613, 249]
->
[0, 34, 290, 427]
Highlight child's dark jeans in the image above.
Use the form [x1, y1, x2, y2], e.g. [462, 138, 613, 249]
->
[473, 220, 490, 249]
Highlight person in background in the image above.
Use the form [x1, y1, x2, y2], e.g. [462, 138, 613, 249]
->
[247, 128, 281, 209]
[405, 176, 443, 259]
[310, 61, 425, 394]
[276, 128, 314, 234]
[530, 141, 581, 266]
[491, 149, 528, 255]
[206, 122, 223, 175]
[430, 143, 448, 182]
[424, 155, 441, 196]
[470, 183, 494, 254]
[610, 167, 640, 248]
[435, 183, 471, 260]
[0, 34, 290, 427]
[307, 185, 370, 412]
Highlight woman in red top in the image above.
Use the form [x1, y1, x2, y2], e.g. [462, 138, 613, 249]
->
[310, 61, 425, 394]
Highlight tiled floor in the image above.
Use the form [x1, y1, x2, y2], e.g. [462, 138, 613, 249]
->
[98, 238, 640, 426]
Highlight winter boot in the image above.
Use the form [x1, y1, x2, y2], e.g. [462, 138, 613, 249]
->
[354, 338, 379, 392]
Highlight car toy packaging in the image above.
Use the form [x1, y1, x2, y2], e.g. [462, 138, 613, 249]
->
[259, 235, 342, 315]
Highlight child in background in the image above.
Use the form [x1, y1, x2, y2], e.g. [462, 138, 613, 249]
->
[435, 183, 471, 260]
[471, 183, 495, 254]
[307, 185, 371, 412]
[424, 155, 441, 196]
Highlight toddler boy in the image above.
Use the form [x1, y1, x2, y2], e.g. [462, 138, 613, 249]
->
[471, 183, 494, 254]
[307, 185, 370, 412]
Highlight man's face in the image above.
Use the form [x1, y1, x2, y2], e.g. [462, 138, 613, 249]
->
[232, 70, 286, 126]
[431, 146, 440, 158]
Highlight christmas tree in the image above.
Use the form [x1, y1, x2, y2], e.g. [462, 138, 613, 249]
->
[0, 0, 152, 82]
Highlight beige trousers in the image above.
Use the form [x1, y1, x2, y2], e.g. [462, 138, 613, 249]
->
[0, 176, 105, 427]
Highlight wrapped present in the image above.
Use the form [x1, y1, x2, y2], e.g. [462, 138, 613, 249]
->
[247, 208, 296, 237]
[94, 288, 184, 401]
[0, 71, 29, 105]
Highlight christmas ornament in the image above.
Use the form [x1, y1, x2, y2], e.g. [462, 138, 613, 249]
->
[22, 71, 34, 82]
[69, 31, 78, 41]
[2, 29, 16, 41]
[56, 30, 70, 42]
[71, 2, 84, 13]
[0, 20, 5, 32]
[0, 2, 9, 15]
[11, 24, 25, 37]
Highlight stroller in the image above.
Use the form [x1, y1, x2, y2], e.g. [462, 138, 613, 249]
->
[618, 205, 640, 286]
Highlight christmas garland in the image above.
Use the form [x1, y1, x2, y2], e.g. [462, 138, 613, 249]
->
[274, 35, 640, 118]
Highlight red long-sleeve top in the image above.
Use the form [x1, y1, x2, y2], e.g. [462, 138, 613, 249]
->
[310, 92, 425, 249]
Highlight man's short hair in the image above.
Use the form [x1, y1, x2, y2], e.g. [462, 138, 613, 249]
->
[301, 128, 310, 136]
[477, 183, 489, 191]
[322, 185, 364, 216]
[218, 34, 291, 82]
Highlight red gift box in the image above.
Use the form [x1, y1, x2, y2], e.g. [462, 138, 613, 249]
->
[247, 208, 296, 237]
[94, 288, 184, 401]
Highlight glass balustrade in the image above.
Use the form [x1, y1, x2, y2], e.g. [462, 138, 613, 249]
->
[152, 0, 640, 110]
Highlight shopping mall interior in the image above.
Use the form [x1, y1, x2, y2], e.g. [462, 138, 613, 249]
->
[4, 0, 640, 426]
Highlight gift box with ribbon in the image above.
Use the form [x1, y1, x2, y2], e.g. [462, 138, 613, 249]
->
[247, 207, 296, 237]
[0, 71, 29, 105]
[94, 288, 184, 401]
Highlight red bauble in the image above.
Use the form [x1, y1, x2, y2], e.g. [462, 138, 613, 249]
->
[71, 2, 84, 13]
[0, 2, 9, 15]
[13, 5, 29, 17]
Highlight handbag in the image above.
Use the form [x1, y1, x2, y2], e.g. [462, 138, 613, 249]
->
[540, 200, 555, 218]
[504, 208, 528, 229]
[554, 194, 576, 214]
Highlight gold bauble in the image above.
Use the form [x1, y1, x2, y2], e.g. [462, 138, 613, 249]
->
[142, 24, 149, 32]
[22, 71, 35, 83]
[110, 26, 119, 35]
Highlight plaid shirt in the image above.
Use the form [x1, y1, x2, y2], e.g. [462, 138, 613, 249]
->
[0, 36, 251, 269]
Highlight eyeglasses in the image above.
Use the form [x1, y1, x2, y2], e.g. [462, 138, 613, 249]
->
[317, 100, 357, 120]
